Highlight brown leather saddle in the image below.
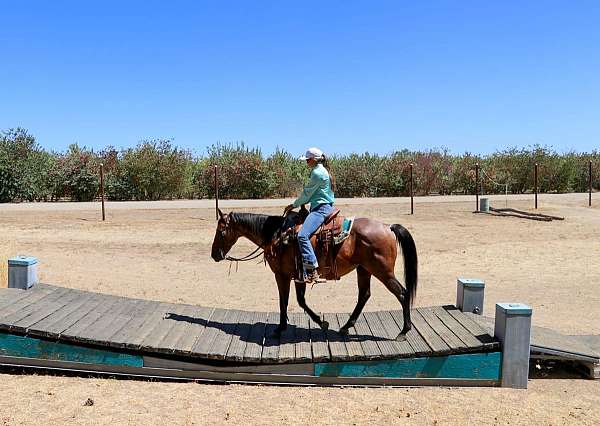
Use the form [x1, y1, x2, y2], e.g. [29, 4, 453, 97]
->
[265, 206, 348, 282]
[295, 206, 345, 282]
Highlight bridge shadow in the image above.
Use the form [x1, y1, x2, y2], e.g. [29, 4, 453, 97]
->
[164, 312, 389, 346]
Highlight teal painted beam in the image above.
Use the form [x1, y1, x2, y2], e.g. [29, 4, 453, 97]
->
[0, 332, 143, 367]
[315, 352, 501, 381]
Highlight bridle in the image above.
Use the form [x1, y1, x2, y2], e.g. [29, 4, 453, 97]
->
[217, 216, 265, 263]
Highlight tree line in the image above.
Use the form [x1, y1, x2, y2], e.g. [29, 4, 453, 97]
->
[0, 128, 598, 203]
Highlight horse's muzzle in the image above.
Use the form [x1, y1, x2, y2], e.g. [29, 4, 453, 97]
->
[211, 250, 225, 262]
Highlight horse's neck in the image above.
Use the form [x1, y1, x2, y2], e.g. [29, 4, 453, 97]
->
[237, 226, 264, 248]
[232, 214, 275, 248]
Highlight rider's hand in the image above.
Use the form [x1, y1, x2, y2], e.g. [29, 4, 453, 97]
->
[283, 204, 294, 215]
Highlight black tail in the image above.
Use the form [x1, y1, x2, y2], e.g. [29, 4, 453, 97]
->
[390, 224, 418, 307]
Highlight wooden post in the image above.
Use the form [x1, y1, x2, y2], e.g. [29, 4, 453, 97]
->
[456, 278, 485, 315]
[534, 163, 538, 209]
[8, 256, 38, 290]
[214, 165, 219, 220]
[409, 163, 414, 215]
[589, 160, 593, 207]
[99, 163, 105, 221]
[494, 303, 532, 389]
[475, 163, 480, 212]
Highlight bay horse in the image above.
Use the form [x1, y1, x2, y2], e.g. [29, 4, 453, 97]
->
[211, 208, 418, 340]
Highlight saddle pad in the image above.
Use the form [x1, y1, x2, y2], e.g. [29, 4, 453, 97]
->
[333, 216, 354, 245]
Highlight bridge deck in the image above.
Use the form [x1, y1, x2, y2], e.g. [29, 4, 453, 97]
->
[0, 284, 498, 364]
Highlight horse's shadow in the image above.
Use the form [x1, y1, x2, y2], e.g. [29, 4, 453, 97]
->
[164, 312, 389, 346]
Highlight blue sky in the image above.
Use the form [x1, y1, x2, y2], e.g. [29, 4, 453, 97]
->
[1, 1, 599, 156]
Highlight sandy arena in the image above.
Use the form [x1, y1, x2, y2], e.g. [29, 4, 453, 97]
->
[0, 194, 599, 425]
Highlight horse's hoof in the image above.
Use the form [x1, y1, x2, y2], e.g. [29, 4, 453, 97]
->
[320, 321, 329, 331]
[395, 333, 407, 342]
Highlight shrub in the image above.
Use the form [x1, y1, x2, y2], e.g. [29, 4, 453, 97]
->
[199, 142, 271, 199]
[0, 128, 53, 202]
[120, 139, 192, 200]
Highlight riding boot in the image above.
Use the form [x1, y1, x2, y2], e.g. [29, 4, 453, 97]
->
[304, 266, 326, 285]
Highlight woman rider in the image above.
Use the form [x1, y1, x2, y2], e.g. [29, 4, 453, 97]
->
[283, 147, 335, 284]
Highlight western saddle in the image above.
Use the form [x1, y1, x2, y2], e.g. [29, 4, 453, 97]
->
[266, 205, 348, 283]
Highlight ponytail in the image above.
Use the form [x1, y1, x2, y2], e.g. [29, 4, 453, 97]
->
[319, 154, 335, 191]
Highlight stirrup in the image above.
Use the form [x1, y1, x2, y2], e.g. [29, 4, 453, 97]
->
[305, 270, 326, 285]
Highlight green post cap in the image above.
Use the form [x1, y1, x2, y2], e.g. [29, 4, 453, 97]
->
[496, 303, 532, 315]
[457, 278, 485, 288]
[8, 256, 38, 266]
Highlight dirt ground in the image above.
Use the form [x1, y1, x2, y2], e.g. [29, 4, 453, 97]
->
[0, 194, 599, 425]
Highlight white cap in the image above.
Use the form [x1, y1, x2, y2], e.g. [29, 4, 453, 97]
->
[299, 147, 323, 161]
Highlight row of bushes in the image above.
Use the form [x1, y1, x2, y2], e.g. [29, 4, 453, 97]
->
[1, 128, 598, 202]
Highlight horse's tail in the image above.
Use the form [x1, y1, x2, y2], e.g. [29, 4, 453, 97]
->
[390, 224, 418, 307]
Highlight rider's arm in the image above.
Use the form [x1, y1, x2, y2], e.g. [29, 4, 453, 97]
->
[292, 170, 324, 208]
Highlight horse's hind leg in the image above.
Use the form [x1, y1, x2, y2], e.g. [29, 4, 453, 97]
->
[373, 271, 412, 340]
[294, 281, 329, 331]
[339, 266, 371, 335]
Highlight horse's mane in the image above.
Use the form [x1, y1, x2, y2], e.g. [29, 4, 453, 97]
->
[229, 212, 288, 243]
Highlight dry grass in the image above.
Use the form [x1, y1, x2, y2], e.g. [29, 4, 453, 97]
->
[0, 196, 599, 425]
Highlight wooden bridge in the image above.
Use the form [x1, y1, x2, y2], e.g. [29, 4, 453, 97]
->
[0, 284, 597, 386]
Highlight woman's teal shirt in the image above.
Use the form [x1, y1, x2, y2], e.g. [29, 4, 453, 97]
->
[292, 163, 335, 210]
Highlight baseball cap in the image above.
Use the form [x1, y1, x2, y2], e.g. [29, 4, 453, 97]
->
[299, 147, 323, 161]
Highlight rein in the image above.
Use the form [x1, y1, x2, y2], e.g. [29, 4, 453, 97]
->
[225, 246, 264, 262]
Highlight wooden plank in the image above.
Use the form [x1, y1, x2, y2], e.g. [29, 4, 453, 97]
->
[46, 293, 110, 337]
[315, 351, 502, 381]
[78, 297, 140, 344]
[309, 314, 330, 362]
[206, 309, 241, 360]
[26, 291, 96, 336]
[0, 352, 501, 387]
[277, 313, 296, 363]
[447, 308, 496, 347]
[261, 312, 280, 363]
[363, 311, 403, 358]
[124, 302, 173, 348]
[0, 331, 143, 367]
[11, 288, 83, 332]
[0, 286, 55, 318]
[1, 287, 73, 331]
[291, 312, 312, 363]
[351, 313, 383, 360]
[225, 310, 254, 362]
[568, 335, 600, 356]
[155, 304, 197, 351]
[432, 306, 485, 349]
[411, 309, 451, 354]
[108, 300, 159, 348]
[323, 313, 348, 361]
[243, 311, 267, 363]
[374, 311, 414, 356]
[171, 305, 214, 354]
[0, 286, 59, 326]
[418, 307, 467, 352]
[135, 303, 187, 352]
[336, 313, 365, 360]
[95, 299, 150, 344]
[191, 308, 229, 358]
[388, 310, 431, 355]
[139, 302, 187, 352]
[61, 294, 125, 339]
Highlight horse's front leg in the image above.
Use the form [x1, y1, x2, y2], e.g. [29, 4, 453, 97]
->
[273, 273, 290, 337]
[294, 281, 329, 331]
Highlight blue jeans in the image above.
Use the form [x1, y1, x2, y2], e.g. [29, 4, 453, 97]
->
[297, 203, 334, 270]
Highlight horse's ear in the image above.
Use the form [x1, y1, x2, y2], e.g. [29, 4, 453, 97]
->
[217, 208, 225, 219]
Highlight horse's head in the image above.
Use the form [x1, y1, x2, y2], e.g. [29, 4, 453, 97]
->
[211, 209, 240, 262]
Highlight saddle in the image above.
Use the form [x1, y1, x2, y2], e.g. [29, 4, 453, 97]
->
[270, 206, 354, 283]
